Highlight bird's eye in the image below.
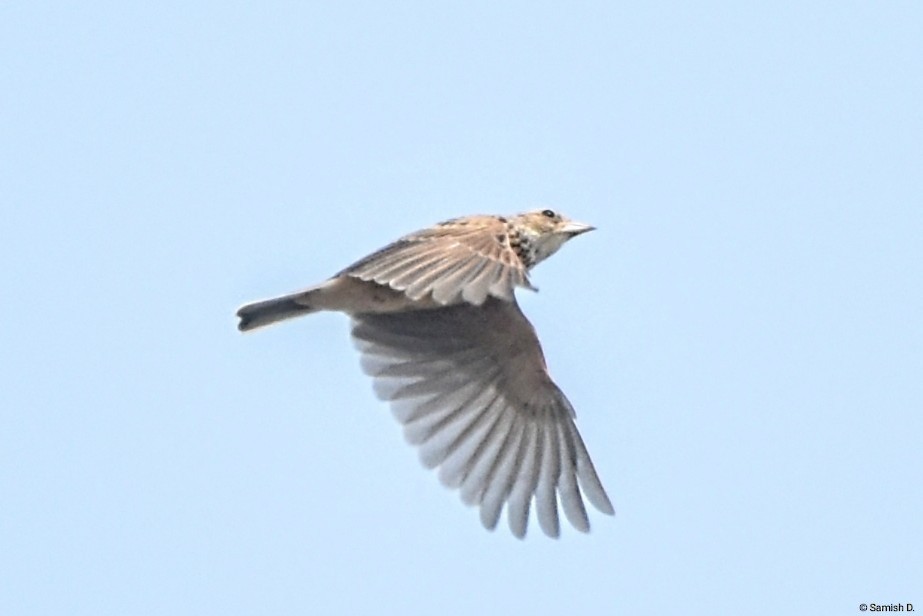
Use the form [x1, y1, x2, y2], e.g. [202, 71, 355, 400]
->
[541, 209, 556, 218]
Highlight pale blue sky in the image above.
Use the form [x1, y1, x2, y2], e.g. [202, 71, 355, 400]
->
[2, 2, 921, 614]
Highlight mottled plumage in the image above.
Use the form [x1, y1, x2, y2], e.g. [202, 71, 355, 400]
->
[340, 214, 536, 305]
[236, 209, 614, 538]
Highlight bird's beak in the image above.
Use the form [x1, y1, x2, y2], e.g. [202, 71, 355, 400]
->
[560, 220, 596, 236]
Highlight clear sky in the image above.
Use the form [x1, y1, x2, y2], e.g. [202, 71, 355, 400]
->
[2, 2, 921, 614]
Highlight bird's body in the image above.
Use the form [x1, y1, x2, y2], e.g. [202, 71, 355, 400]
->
[237, 209, 614, 538]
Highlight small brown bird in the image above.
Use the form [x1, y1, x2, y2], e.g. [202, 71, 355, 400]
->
[237, 208, 614, 538]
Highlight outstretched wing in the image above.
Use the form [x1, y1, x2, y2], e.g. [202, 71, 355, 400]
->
[339, 216, 534, 306]
[350, 297, 613, 538]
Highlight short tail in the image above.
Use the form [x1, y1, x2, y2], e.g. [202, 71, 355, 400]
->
[236, 291, 319, 331]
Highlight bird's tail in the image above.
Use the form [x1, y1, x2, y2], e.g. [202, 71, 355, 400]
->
[236, 291, 319, 331]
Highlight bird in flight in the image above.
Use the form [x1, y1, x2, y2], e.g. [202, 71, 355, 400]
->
[236, 208, 614, 538]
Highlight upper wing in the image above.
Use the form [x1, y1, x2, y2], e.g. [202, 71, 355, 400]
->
[350, 297, 614, 538]
[338, 216, 534, 306]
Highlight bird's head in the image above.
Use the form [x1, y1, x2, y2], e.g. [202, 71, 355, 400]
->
[510, 209, 595, 267]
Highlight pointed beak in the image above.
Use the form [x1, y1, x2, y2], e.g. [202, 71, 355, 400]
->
[560, 220, 596, 236]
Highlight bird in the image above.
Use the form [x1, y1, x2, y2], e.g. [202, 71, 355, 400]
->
[236, 208, 614, 538]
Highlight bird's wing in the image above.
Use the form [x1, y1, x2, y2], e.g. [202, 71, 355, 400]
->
[350, 297, 613, 538]
[338, 216, 534, 306]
